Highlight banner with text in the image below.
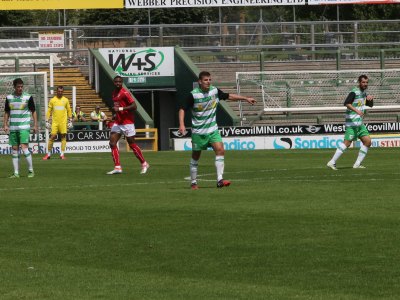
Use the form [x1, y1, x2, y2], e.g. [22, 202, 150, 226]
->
[99, 47, 175, 79]
[0, 131, 112, 154]
[39, 32, 65, 49]
[172, 135, 347, 151]
[126, 0, 305, 8]
[173, 134, 400, 150]
[169, 122, 400, 139]
[0, 0, 123, 10]
[309, 0, 400, 4]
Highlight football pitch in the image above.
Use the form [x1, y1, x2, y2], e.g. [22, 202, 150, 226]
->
[1, 148, 399, 299]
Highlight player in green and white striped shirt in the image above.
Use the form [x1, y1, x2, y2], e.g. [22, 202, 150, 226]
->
[179, 71, 256, 190]
[3, 78, 38, 178]
[327, 74, 374, 170]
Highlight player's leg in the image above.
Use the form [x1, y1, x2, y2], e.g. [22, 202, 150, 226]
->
[125, 124, 149, 174]
[190, 133, 209, 189]
[327, 127, 353, 170]
[107, 129, 122, 175]
[353, 127, 371, 168]
[210, 131, 230, 188]
[43, 122, 59, 160]
[60, 134, 67, 159]
[21, 143, 34, 178]
[43, 133, 56, 160]
[19, 129, 34, 177]
[9, 132, 20, 178]
[190, 150, 201, 190]
[59, 121, 68, 159]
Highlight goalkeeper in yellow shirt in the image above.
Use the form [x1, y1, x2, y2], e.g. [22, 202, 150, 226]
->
[43, 86, 72, 160]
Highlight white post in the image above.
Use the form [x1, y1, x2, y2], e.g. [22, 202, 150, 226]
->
[68, 29, 73, 59]
[236, 76, 243, 126]
[72, 86, 76, 110]
[95, 59, 99, 93]
[88, 50, 93, 85]
[145, 124, 150, 138]
[43, 71, 49, 153]
[49, 55, 54, 95]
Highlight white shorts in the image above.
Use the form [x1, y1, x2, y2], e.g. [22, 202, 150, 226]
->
[110, 123, 136, 137]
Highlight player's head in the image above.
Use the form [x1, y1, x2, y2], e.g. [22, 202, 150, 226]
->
[358, 74, 369, 91]
[114, 75, 123, 89]
[198, 71, 211, 91]
[13, 78, 24, 95]
[56, 85, 64, 98]
[13, 78, 23, 87]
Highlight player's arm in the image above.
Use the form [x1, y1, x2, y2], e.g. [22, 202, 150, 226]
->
[178, 94, 194, 135]
[3, 99, 10, 133]
[114, 91, 137, 112]
[221, 89, 256, 105]
[118, 102, 136, 112]
[66, 99, 73, 128]
[28, 96, 38, 133]
[178, 108, 186, 135]
[343, 92, 363, 116]
[366, 95, 374, 107]
[46, 98, 53, 121]
[66, 99, 73, 119]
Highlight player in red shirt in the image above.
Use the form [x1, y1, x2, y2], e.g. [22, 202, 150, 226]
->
[106, 75, 149, 175]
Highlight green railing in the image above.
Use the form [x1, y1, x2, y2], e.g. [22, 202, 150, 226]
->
[187, 48, 400, 72]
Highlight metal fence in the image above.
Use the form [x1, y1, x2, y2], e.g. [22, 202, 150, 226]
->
[1, 20, 400, 54]
[2, 20, 400, 78]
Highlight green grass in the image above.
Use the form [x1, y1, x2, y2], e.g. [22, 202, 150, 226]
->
[1, 148, 400, 299]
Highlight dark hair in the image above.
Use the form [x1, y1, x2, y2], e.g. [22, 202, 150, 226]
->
[114, 75, 123, 81]
[358, 75, 368, 82]
[198, 71, 211, 80]
[13, 78, 23, 87]
[57, 85, 64, 90]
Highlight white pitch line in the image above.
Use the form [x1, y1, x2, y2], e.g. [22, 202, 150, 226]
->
[186, 168, 400, 180]
[1, 169, 399, 192]
[0, 181, 187, 192]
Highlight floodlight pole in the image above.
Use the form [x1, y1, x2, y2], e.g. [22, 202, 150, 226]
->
[148, 9, 151, 46]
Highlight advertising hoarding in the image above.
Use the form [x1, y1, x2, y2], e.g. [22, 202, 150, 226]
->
[309, 0, 400, 4]
[99, 47, 175, 78]
[126, 0, 305, 8]
[0, 0, 123, 10]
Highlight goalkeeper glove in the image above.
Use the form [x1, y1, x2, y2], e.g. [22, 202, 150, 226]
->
[45, 120, 51, 129]
[67, 119, 73, 129]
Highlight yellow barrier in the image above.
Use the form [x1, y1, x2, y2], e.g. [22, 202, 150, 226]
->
[126, 128, 158, 151]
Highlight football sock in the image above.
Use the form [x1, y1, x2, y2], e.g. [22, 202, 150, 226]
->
[12, 149, 19, 174]
[331, 142, 347, 163]
[111, 145, 120, 167]
[215, 155, 225, 181]
[47, 139, 54, 156]
[24, 149, 33, 171]
[190, 158, 198, 184]
[355, 144, 368, 166]
[130, 143, 145, 164]
[61, 136, 67, 152]
[23, 148, 33, 171]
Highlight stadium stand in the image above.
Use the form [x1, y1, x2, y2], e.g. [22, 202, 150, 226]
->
[38, 67, 109, 116]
